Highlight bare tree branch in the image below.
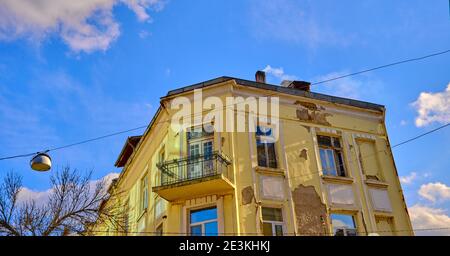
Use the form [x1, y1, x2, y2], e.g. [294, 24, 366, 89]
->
[0, 166, 125, 236]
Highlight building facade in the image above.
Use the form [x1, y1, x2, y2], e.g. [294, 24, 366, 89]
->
[91, 72, 413, 236]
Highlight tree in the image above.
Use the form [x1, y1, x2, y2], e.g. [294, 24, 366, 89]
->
[0, 166, 126, 236]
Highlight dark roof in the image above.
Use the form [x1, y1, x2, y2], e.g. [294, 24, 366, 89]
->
[163, 76, 385, 112]
[114, 136, 142, 167]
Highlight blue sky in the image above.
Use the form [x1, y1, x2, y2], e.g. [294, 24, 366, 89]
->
[0, 0, 449, 234]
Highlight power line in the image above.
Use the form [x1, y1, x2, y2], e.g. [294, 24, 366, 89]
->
[282, 122, 450, 181]
[0, 125, 148, 161]
[0, 152, 37, 161]
[0, 107, 449, 162]
[392, 123, 450, 148]
[0, 49, 448, 161]
[311, 49, 450, 85]
[286, 121, 449, 180]
[48, 125, 148, 152]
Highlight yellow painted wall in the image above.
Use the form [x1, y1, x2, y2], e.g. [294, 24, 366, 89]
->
[92, 79, 413, 236]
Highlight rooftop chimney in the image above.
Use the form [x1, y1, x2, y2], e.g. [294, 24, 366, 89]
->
[255, 70, 266, 83]
[281, 80, 311, 92]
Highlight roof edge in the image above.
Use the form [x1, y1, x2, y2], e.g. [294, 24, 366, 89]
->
[162, 76, 385, 112]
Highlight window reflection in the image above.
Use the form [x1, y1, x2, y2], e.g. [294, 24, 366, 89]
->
[331, 214, 357, 236]
[189, 207, 218, 236]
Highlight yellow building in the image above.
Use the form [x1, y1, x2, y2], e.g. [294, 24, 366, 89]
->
[92, 71, 413, 236]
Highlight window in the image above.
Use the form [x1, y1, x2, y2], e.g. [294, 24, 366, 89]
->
[330, 214, 357, 236]
[187, 125, 214, 179]
[141, 175, 148, 212]
[187, 124, 214, 141]
[262, 207, 284, 236]
[356, 139, 381, 180]
[318, 135, 346, 177]
[157, 147, 165, 186]
[155, 197, 167, 219]
[375, 216, 395, 236]
[159, 147, 165, 163]
[256, 126, 277, 168]
[156, 224, 163, 236]
[189, 207, 218, 236]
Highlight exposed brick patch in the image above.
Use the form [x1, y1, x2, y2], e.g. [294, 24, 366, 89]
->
[241, 186, 254, 205]
[292, 185, 328, 235]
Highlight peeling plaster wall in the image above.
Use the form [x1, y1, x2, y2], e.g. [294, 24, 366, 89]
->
[292, 185, 328, 235]
[299, 149, 308, 160]
[241, 186, 254, 205]
[93, 82, 413, 236]
[280, 96, 412, 235]
[295, 101, 332, 126]
[234, 128, 259, 235]
[283, 122, 320, 189]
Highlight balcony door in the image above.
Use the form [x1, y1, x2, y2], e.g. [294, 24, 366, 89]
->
[188, 140, 213, 179]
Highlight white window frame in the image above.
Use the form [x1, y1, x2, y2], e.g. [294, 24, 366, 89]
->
[261, 207, 285, 236]
[320, 148, 337, 176]
[159, 146, 165, 163]
[330, 213, 358, 236]
[186, 124, 214, 144]
[154, 196, 167, 220]
[317, 135, 346, 177]
[187, 125, 214, 179]
[188, 206, 218, 236]
[262, 220, 285, 236]
[256, 125, 278, 168]
[140, 175, 148, 212]
[155, 145, 165, 187]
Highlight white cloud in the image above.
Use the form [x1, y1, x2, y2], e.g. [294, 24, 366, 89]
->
[412, 83, 450, 127]
[0, 0, 166, 53]
[419, 182, 450, 203]
[123, 0, 150, 22]
[17, 172, 119, 205]
[18, 187, 54, 206]
[409, 204, 450, 236]
[400, 172, 418, 185]
[263, 65, 297, 82]
[123, 0, 166, 22]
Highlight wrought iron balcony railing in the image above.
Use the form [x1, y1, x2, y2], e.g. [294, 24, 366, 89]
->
[156, 151, 232, 187]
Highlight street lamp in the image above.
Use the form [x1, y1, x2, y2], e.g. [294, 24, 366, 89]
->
[30, 152, 52, 171]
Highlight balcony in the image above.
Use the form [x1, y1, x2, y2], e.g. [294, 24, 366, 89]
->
[153, 151, 234, 201]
